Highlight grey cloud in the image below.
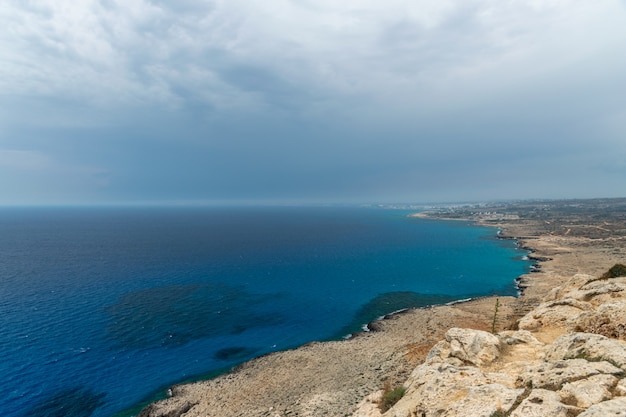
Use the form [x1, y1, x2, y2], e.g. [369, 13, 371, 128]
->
[145, 0, 216, 14]
[2, 0, 626, 204]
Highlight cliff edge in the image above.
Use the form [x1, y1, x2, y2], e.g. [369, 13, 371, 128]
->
[352, 270, 626, 417]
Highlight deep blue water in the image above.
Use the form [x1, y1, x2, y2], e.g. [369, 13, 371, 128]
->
[0, 206, 531, 417]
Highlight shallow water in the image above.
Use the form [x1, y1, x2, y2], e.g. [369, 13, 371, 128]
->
[0, 206, 531, 416]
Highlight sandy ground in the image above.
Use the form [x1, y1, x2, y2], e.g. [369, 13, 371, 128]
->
[140, 202, 626, 417]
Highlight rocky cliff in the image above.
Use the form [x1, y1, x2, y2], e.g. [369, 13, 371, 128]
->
[352, 272, 626, 417]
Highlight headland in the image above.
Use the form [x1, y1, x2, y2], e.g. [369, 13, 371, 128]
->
[138, 198, 626, 417]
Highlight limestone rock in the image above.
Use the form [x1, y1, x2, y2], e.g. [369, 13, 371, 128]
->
[546, 332, 626, 370]
[576, 396, 626, 417]
[499, 330, 543, 346]
[444, 327, 501, 366]
[565, 277, 626, 305]
[434, 383, 524, 417]
[498, 360, 543, 381]
[558, 374, 617, 408]
[518, 299, 592, 331]
[543, 274, 596, 302]
[352, 391, 383, 417]
[392, 363, 516, 417]
[516, 359, 623, 390]
[425, 340, 464, 366]
[509, 389, 575, 417]
[569, 300, 626, 339]
[498, 330, 546, 362]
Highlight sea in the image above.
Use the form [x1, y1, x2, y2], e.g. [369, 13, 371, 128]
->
[0, 206, 532, 417]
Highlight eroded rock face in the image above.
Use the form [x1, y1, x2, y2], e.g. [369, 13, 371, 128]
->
[565, 277, 626, 306]
[570, 300, 626, 339]
[543, 275, 596, 302]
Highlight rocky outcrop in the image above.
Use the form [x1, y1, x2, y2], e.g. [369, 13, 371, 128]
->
[370, 362, 522, 417]
[353, 272, 626, 417]
[517, 298, 592, 331]
[545, 332, 626, 372]
[444, 328, 501, 367]
[571, 300, 626, 339]
[425, 327, 502, 367]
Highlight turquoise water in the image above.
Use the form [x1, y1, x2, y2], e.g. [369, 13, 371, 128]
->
[0, 206, 531, 416]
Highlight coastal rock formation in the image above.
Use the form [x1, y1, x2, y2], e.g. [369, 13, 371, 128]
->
[353, 269, 626, 417]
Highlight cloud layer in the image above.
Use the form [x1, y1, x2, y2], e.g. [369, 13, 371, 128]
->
[2, 0, 626, 204]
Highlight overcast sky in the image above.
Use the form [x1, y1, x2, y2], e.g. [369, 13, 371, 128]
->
[2, 0, 626, 205]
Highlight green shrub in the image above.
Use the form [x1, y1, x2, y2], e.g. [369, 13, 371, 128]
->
[379, 384, 406, 412]
[601, 263, 626, 279]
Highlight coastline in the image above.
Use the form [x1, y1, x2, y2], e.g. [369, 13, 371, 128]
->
[137, 298, 515, 417]
[136, 199, 626, 417]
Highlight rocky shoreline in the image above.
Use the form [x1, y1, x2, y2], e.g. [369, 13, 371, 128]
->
[138, 199, 626, 417]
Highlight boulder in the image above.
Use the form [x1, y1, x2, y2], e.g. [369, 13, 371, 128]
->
[546, 332, 626, 370]
[444, 328, 501, 366]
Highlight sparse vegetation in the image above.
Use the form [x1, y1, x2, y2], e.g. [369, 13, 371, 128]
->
[379, 381, 406, 412]
[601, 263, 626, 279]
[491, 298, 500, 334]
